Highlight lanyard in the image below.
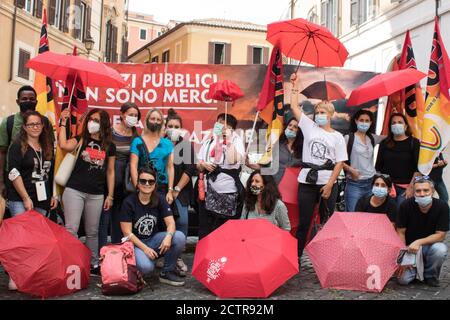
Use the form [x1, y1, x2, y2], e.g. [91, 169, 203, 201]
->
[30, 145, 44, 177]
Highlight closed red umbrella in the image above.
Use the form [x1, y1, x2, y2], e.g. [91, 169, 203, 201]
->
[26, 51, 126, 88]
[347, 69, 427, 106]
[192, 219, 298, 298]
[301, 81, 346, 101]
[278, 167, 301, 237]
[0, 211, 91, 298]
[305, 212, 404, 292]
[207, 80, 244, 102]
[267, 18, 348, 67]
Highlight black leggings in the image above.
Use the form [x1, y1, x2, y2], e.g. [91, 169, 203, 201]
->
[296, 183, 338, 258]
[197, 200, 229, 240]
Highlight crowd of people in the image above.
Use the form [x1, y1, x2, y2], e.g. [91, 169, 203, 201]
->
[0, 75, 448, 292]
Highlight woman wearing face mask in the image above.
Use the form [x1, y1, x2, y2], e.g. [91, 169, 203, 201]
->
[98, 103, 141, 250]
[59, 108, 116, 275]
[164, 108, 196, 275]
[246, 116, 303, 184]
[130, 108, 175, 205]
[355, 173, 397, 224]
[289, 73, 348, 261]
[375, 113, 420, 207]
[343, 110, 386, 212]
[241, 170, 290, 231]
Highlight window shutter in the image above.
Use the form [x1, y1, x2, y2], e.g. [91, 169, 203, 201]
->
[62, 0, 70, 33]
[84, 5, 91, 38]
[208, 42, 214, 64]
[72, 0, 81, 39]
[263, 47, 269, 64]
[18, 49, 31, 79]
[225, 43, 231, 65]
[34, 0, 43, 19]
[105, 21, 112, 62]
[16, 0, 26, 9]
[247, 45, 253, 64]
[112, 25, 118, 62]
[48, 0, 56, 25]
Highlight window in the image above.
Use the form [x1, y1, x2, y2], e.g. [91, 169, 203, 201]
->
[351, 0, 377, 26]
[208, 42, 231, 64]
[24, 0, 33, 14]
[321, 0, 338, 35]
[162, 50, 170, 63]
[140, 29, 147, 41]
[307, 6, 318, 23]
[151, 56, 159, 63]
[75, 2, 86, 41]
[13, 41, 35, 84]
[214, 43, 225, 64]
[48, 0, 62, 29]
[105, 20, 118, 62]
[18, 49, 31, 80]
[252, 47, 263, 64]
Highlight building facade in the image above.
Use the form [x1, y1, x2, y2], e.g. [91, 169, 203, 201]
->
[126, 11, 167, 56]
[0, 0, 127, 118]
[128, 18, 272, 65]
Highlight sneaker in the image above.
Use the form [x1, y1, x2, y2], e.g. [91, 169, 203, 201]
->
[159, 271, 185, 286]
[176, 258, 188, 272]
[90, 265, 101, 277]
[156, 258, 164, 269]
[175, 266, 187, 277]
[425, 277, 440, 287]
[8, 278, 17, 291]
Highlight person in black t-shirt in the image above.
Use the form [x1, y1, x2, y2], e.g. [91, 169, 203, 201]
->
[396, 177, 449, 287]
[6, 111, 57, 216]
[59, 108, 116, 274]
[120, 167, 186, 286]
[355, 173, 397, 223]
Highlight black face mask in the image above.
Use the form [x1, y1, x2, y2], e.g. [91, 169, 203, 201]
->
[147, 121, 162, 133]
[19, 101, 37, 113]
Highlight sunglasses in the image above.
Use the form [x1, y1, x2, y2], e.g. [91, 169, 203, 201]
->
[139, 178, 156, 186]
[374, 173, 390, 179]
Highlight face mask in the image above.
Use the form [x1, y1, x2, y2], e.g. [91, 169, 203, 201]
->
[250, 186, 263, 195]
[19, 101, 37, 113]
[125, 115, 138, 128]
[87, 121, 100, 134]
[167, 128, 182, 142]
[213, 122, 224, 135]
[147, 121, 162, 133]
[315, 114, 328, 126]
[285, 128, 297, 139]
[391, 123, 405, 136]
[415, 195, 433, 207]
[357, 122, 371, 133]
[372, 186, 388, 198]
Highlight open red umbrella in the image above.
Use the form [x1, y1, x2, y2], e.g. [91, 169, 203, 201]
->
[278, 167, 301, 237]
[347, 69, 427, 106]
[207, 80, 244, 128]
[267, 18, 348, 68]
[0, 211, 91, 298]
[192, 219, 298, 298]
[301, 80, 346, 101]
[305, 212, 404, 292]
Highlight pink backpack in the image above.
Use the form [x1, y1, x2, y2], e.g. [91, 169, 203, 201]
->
[99, 241, 146, 295]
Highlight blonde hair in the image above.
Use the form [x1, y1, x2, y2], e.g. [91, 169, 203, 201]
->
[144, 108, 164, 133]
[314, 100, 335, 115]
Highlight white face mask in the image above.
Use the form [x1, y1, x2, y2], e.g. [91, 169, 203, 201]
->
[125, 115, 138, 128]
[87, 121, 100, 134]
[167, 128, 183, 142]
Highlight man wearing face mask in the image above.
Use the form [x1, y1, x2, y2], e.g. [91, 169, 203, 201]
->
[0, 86, 53, 197]
[396, 176, 449, 287]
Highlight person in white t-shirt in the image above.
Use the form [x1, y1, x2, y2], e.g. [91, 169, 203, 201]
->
[289, 73, 348, 262]
[196, 113, 245, 239]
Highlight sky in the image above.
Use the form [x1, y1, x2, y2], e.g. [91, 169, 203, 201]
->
[128, 0, 292, 25]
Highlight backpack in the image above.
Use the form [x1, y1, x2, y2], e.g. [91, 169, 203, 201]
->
[346, 132, 375, 165]
[99, 241, 146, 295]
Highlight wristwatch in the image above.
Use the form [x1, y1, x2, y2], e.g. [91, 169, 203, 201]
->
[174, 186, 181, 192]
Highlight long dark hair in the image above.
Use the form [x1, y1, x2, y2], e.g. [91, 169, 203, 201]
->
[120, 102, 141, 138]
[18, 111, 53, 160]
[279, 117, 303, 159]
[81, 108, 112, 150]
[244, 170, 281, 213]
[166, 108, 183, 128]
[385, 113, 412, 148]
[349, 109, 376, 134]
[137, 166, 159, 208]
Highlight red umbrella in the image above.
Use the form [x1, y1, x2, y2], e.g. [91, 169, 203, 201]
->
[0, 211, 91, 298]
[347, 69, 427, 106]
[305, 212, 404, 292]
[301, 81, 346, 101]
[278, 167, 301, 237]
[192, 219, 298, 298]
[207, 80, 244, 102]
[267, 18, 349, 68]
[26, 51, 126, 88]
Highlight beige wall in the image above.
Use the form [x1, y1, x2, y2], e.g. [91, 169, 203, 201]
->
[127, 18, 165, 56]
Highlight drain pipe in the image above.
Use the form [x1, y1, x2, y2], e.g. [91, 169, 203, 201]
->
[9, 2, 18, 82]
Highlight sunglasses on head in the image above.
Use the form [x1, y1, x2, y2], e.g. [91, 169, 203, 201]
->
[374, 173, 390, 179]
[139, 178, 156, 186]
[414, 175, 432, 184]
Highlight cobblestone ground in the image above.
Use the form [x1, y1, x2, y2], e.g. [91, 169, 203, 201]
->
[0, 238, 449, 300]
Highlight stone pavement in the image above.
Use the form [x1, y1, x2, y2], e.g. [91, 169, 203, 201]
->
[0, 238, 449, 300]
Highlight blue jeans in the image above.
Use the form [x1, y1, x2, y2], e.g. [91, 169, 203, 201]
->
[398, 243, 448, 285]
[434, 179, 449, 204]
[175, 199, 189, 237]
[345, 178, 373, 212]
[98, 200, 125, 251]
[135, 231, 186, 275]
[8, 201, 47, 217]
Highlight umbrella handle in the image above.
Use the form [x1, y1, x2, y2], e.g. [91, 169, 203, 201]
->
[295, 35, 311, 74]
[67, 72, 78, 113]
[245, 111, 260, 155]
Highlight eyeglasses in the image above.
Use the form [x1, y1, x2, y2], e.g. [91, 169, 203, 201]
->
[139, 178, 156, 186]
[25, 122, 43, 129]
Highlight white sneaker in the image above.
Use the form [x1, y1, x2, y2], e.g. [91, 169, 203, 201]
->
[8, 278, 17, 291]
[176, 257, 188, 272]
